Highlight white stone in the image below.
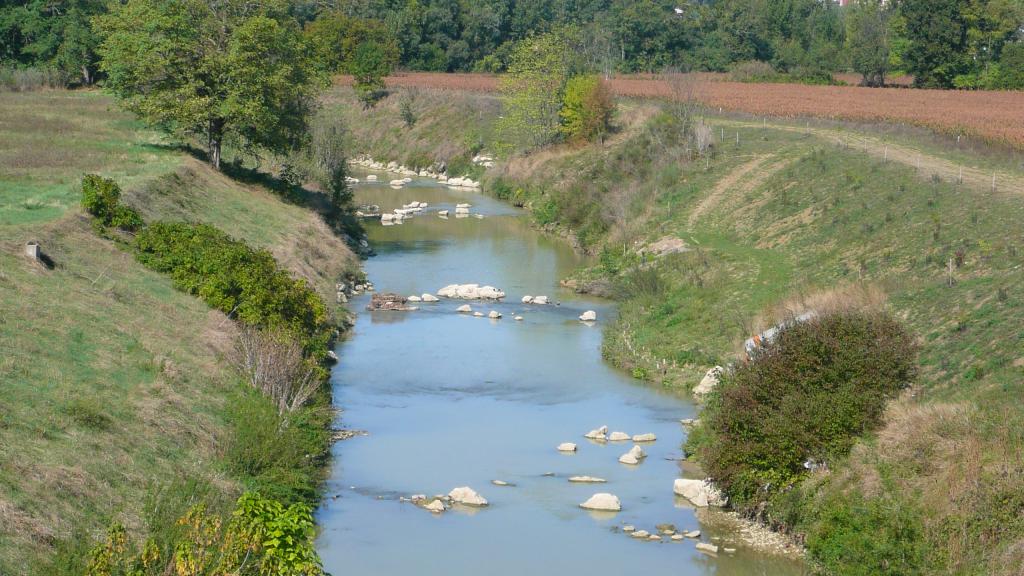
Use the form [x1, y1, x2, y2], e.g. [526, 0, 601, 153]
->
[607, 431, 630, 442]
[579, 493, 621, 512]
[584, 426, 608, 441]
[473, 312, 484, 317]
[491, 480, 510, 486]
[723, 547, 736, 553]
[521, 295, 534, 304]
[568, 476, 606, 483]
[456, 203, 472, 209]
[438, 284, 460, 298]
[557, 442, 577, 452]
[580, 310, 597, 322]
[696, 542, 719, 554]
[631, 530, 650, 538]
[622, 525, 636, 532]
[421, 294, 440, 302]
[389, 179, 405, 186]
[423, 499, 446, 513]
[684, 530, 701, 539]
[648, 534, 662, 541]
[673, 479, 728, 507]
[618, 445, 646, 465]
[488, 310, 502, 319]
[438, 210, 449, 217]
[366, 174, 378, 181]
[671, 534, 685, 541]
[532, 295, 549, 305]
[632, 433, 657, 442]
[448, 486, 488, 507]
[514, 316, 524, 321]
[407, 295, 422, 302]
[456, 304, 473, 313]
[693, 366, 724, 396]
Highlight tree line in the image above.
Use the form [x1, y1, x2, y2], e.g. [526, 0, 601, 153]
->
[3, 0, 1022, 90]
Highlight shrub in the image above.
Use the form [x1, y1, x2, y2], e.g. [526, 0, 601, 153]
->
[804, 493, 929, 576]
[690, 311, 917, 509]
[81, 174, 144, 232]
[560, 74, 615, 143]
[83, 492, 323, 576]
[133, 222, 330, 355]
[223, 391, 331, 505]
[233, 326, 324, 416]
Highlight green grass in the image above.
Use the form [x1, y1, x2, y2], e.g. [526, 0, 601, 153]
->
[0, 90, 359, 574]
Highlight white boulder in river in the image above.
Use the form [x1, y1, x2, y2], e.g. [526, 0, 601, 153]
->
[673, 478, 728, 507]
[448, 486, 488, 507]
[607, 431, 630, 442]
[568, 476, 606, 483]
[580, 310, 597, 322]
[557, 442, 577, 452]
[579, 493, 621, 512]
[522, 295, 534, 304]
[693, 366, 723, 396]
[632, 433, 657, 442]
[421, 294, 439, 302]
[618, 445, 646, 465]
[532, 295, 549, 305]
[438, 283, 506, 300]
[488, 310, 502, 319]
[584, 425, 608, 440]
[456, 304, 473, 313]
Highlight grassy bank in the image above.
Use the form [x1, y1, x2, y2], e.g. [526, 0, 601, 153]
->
[330, 83, 1024, 574]
[0, 90, 360, 574]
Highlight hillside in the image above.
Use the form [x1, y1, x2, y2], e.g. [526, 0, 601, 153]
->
[0, 90, 360, 574]
[329, 83, 1024, 574]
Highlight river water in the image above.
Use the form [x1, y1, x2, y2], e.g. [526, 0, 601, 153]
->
[316, 175, 804, 576]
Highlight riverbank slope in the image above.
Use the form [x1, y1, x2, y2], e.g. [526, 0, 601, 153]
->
[329, 83, 1024, 575]
[0, 90, 361, 574]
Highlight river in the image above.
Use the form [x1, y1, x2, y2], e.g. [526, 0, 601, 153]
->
[315, 174, 805, 576]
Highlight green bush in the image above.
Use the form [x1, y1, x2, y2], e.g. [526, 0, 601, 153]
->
[133, 222, 330, 356]
[805, 493, 928, 576]
[560, 74, 615, 143]
[690, 311, 917, 509]
[81, 174, 144, 232]
[223, 390, 331, 505]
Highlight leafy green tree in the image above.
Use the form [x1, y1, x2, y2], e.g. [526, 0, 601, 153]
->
[560, 74, 615, 143]
[846, 0, 891, 87]
[305, 12, 399, 75]
[497, 27, 580, 151]
[350, 39, 393, 107]
[95, 0, 325, 170]
[900, 0, 971, 88]
[2, 0, 106, 84]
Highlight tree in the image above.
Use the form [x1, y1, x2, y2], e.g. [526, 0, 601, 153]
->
[560, 74, 615, 143]
[846, 0, 891, 87]
[496, 27, 580, 151]
[305, 12, 399, 75]
[349, 39, 393, 107]
[95, 0, 325, 170]
[4, 0, 106, 85]
[900, 0, 971, 88]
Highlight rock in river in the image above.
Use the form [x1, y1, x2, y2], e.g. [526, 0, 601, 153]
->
[448, 486, 488, 507]
[696, 542, 719, 554]
[607, 431, 631, 442]
[632, 433, 657, 442]
[557, 442, 577, 452]
[568, 476, 606, 483]
[584, 425, 608, 440]
[579, 493, 621, 512]
[456, 304, 473, 313]
[421, 294, 440, 302]
[488, 310, 502, 319]
[618, 445, 646, 465]
[673, 478, 728, 507]
[580, 310, 597, 322]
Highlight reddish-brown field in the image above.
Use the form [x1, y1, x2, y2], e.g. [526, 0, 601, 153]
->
[343, 72, 1024, 149]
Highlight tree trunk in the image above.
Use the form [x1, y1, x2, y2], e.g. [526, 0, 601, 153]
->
[81, 65, 92, 86]
[208, 119, 224, 170]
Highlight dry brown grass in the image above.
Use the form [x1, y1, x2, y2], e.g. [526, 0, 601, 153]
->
[748, 283, 889, 339]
